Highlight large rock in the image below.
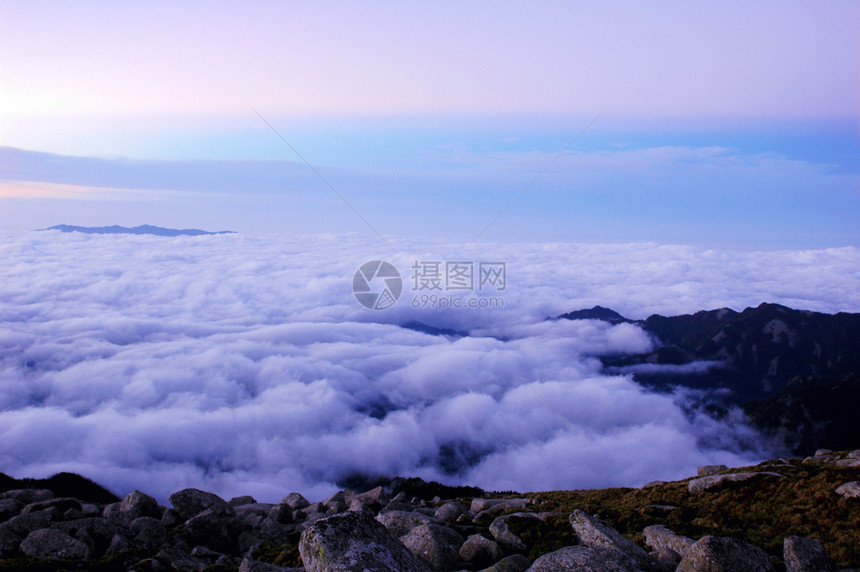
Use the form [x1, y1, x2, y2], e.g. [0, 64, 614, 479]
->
[169, 488, 232, 521]
[526, 545, 638, 571]
[55, 516, 122, 557]
[181, 505, 244, 554]
[643, 524, 695, 557]
[400, 523, 464, 570]
[349, 486, 389, 513]
[131, 516, 169, 555]
[435, 501, 468, 522]
[21, 497, 82, 515]
[489, 513, 532, 552]
[460, 533, 505, 568]
[5, 508, 58, 536]
[103, 533, 134, 558]
[400, 524, 464, 570]
[471, 498, 529, 514]
[0, 489, 54, 505]
[155, 547, 205, 571]
[483, 553, 530, 571]
[835, 481, 860, 499]
[375, 510, 439, 537]
[688, 472, 783, 495]
[783, 535, 836, 572]
[697, 464, 729, 476]
[229, 495, 257, 507]
[281, 492, 311, 511]
[676, 535, 773, 571]
[235, 503, 275, 527]
[569, 509, 661, 572]
[20, 528, 92, 562]
[299, 511, 434, 572]
[0, 524, 23, 557]
[270, 503, 294, 524]
[119, 490, 162, 519]
[0, 499, 23, 522]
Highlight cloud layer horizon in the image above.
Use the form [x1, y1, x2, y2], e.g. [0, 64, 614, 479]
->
[1, 230, 858, 503]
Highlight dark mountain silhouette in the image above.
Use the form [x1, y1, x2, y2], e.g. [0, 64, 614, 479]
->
[558, 303, 860, 455]
[400, 321, 468, 338]
[42, 224, 235, 236]
[556, 306, 630, 324]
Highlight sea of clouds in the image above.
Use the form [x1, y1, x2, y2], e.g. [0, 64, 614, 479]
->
[1, 229, 859, 502]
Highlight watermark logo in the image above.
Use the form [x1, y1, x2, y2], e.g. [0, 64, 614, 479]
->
[354, 260, 506, 310]
[353, 260, 403, 310]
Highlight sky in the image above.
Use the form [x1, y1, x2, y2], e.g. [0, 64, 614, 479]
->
[0, 1, 858, 246]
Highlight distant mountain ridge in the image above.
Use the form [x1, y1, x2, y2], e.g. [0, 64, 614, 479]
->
[557, 303, 860, 455]
[42, 224, 235, 236]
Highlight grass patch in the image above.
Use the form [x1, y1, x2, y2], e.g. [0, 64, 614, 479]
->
[524, 461, 860, 568]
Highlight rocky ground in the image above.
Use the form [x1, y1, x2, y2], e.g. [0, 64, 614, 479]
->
[1, 449, 858, 571]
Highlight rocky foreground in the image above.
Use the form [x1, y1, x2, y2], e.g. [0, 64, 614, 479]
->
[1, 450, 859, 571]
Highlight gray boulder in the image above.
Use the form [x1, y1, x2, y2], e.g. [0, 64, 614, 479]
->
[299, 511, 433, 572]
[489, 513, 532, 552]
[119, 490, 162, 519]
[20, 528, 92, 562]
[131, 516, 169, 555]
[569, 509, 661, 572]
[375, 510, 439, 537]
[235, 503, 275, 527]
[676, 535, 773, 571]
[0, 499, 23, 522]
[0, 489, 54, 505]
[400, 523, 464, 570]
[698, 464, 729, 476]
[155, 547, 205, 571]
[161, 507, 183, 527]
[103, 533, 134, 558]
[347, 498, 374, 515]
[5, 508, 58, 536]
[181, 505, 243, 554]
[482, 553, 530, 571]
[652, 547, 682, 568]
[688, 472, 783, 495]
[526, 545, 638, 571]
[0, 524, 23, 557]
[783, 535, 836, 572]
[350, 486, 389, 512]
[435, 501, 468, 522]
[169, 488, 232, 521]
[281, 492, 311, 511]
[471, 498, 529, 514]
[835, 481, 860, 499]
[643, 524, 695, 557]
[642, 480, 667, 488]
[21, 497, 81, 515]
[55, 516, 121, 557]
[229, 495, 257, 507]
[271, 503, 294, 524]
[460, 533, 505, 568]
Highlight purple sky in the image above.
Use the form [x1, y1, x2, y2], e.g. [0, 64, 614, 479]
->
[1, 2, 858, 246]
[2, 2, 856, 126]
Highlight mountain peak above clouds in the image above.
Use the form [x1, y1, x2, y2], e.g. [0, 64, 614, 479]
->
[42, 224, 236, 236]
[557, 302, 860, 455]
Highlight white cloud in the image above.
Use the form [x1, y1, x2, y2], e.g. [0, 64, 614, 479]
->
[0, 230, 858, 502]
